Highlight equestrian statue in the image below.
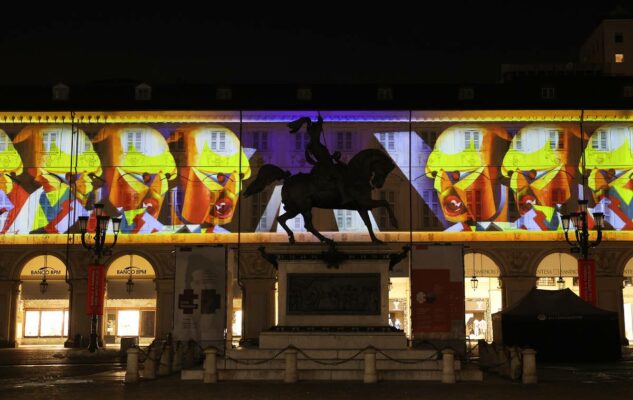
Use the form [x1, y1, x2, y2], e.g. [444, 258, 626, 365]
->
[243, 115, 398, 244]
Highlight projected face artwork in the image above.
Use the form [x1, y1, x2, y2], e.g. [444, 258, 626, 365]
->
[501, 125, 581, 231]
[0, 129, 27, 233]
[0, 114, 631, 237]
[93, 125, 176, 233]
[12, 125, 101, 233]
[425, 125, 511, 229]
[584, 125, 633, 230]
[168, 125, 251, 233]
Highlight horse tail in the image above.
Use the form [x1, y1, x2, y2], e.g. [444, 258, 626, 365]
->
[288, 117, 312, 133]
[243, 164, 291, 198]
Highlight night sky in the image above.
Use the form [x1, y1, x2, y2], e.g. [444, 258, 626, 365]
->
[1, 2, 632, 85]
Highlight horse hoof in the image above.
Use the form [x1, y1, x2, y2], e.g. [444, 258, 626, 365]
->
[288, 237, 296, 244]
[371, 238, 384, 245]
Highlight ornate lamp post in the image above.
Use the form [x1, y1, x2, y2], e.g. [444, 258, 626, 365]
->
[560, 200, 604, 260]
[560, 199, 604, 303]
[78, 203, 121, 352]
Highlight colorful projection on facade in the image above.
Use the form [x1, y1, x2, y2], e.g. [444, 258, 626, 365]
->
[0, 111, 631, 236]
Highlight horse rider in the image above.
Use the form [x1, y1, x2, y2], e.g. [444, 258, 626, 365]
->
[288, 115, 351, 203]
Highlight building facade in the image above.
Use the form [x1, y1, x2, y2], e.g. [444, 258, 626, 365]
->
[0, 105, 633, 349]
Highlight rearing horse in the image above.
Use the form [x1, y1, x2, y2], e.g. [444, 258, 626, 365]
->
[244, 148, 398, 244]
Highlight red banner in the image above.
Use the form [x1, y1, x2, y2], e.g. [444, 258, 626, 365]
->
[87, 264, 106, 315]
[411, 269, 464, 334]
[578, 259, 597, 305]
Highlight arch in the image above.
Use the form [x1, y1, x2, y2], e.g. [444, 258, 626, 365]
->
[16, 253, 70, 346]
[464, 252, 501, 277]
[623, 257, 633, 277]
[463, 251, 502, 344]
[103, 252, 157, 347]
[535, 252, 579, 293]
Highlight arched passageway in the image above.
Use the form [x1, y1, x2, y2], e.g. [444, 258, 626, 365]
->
[104, 254, 156, 347]
[17, 254, 69, 346]
[464, 252, 501, 343]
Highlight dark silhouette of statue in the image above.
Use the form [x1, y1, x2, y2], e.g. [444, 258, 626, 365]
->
[244, 116, 398, 244]
[288, 115, 350, 203]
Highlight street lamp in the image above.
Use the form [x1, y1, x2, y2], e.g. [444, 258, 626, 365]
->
[560, 200, 604, 261]
[78, 203, 121, 352]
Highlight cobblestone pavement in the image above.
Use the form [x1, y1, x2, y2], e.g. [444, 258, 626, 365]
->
[2, 347, 633, 400]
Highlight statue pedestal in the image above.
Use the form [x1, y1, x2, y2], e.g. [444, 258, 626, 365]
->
[259, 244, 407, 350]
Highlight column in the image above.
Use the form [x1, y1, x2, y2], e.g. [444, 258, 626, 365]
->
[155, 278, 175, 339]
[0, 280, 19, 347]
[239, 250, 276, 345]
[595, 275, 627, 344]
[67, 278, 91, 347]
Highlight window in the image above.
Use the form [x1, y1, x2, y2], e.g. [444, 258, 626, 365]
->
[252, 190, 269, 231]
[378, 133, 395, 151]
[591, 130, 608, 150]
[464, 130, 481, 151]
[615, 33, 624, 43]
[538, 277, 556, 287]
[23, 309, 68, 337]
[458, 86, 474, 100]
[379, 191, 395, 228]
[335, 209, 354, 230]
[117, 310, 140, 336]
[140, 311, 156, 337]
[336, 131, 353, 151]
[295, 132, 309, 151]
[513, 132, 523, 150]
[616, 53, 624, 64]
[548, 130, 564, 150]
[79, 134, 91, 152]
[203, 131, 226, 152]
[377, 86, 393, 101]
[421, 190, 441, 228]
[0, 135, 8, 151]
[124, 131, 144, 152]
[466, 190, 482, 221]
[42, 131, 59, 152]
[541, 86, 556, 99]
[252, 131, 269, 151]
[420, 131, 437, 150]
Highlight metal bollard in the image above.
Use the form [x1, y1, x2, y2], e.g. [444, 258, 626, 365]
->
[203, 348, 218, 383]
[363, 348, 378, 383]
[172, 342, 183, 372]
[521, 348, 537, 384]
[125, 347, 140, 383]
[143, 346, 158, 380]
[441, 349, 456, 384]
[284, 349, 298, 383]
[158, 343, 172, 376]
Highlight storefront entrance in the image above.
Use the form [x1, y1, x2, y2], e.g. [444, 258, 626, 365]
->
[623, 260, 633, 343]
[17, 254, 69, 346]
[535, 252, 579, 294]
[104, 254, 156, 347]
[464, 253, 501, 344]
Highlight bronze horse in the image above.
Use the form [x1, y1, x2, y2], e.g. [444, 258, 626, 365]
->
[243, 148, 398, 244]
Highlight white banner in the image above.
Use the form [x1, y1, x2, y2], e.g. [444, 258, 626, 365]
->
[173, 246, 226, 348]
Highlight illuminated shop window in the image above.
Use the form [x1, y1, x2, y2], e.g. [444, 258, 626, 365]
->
[23, 310, 68, 337]
[592, 129, 609, 150]
[42, 131, 59, 152]
[378, 133, 395, 151]
[616, 53, 624, 63]
[252, 131, 269, 151]
[117, 310, 140, 337]
[548, 130, 564, 150]
[125, 131, 144, 152]
[336, 131, 353, 151]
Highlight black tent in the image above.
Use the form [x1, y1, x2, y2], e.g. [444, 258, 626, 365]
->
[492, 288, 621, 361]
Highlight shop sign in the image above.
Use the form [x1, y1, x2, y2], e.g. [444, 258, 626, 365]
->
[29, 266, 63, 276]
[578, 259, 596, 305]
[87, 264, 106, 315]
[115, 266, 148, 276]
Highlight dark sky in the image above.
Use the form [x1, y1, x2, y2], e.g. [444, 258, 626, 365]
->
[1, 2, 632, 85]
